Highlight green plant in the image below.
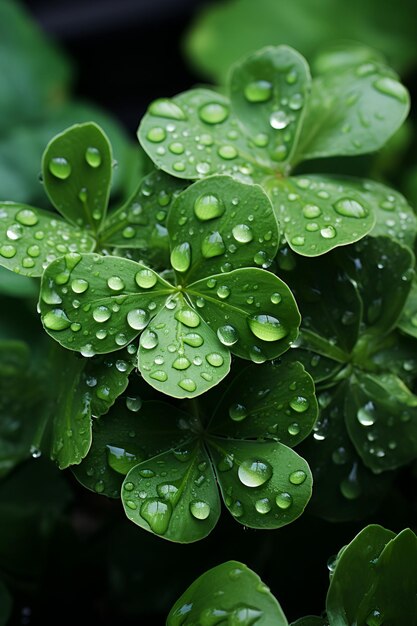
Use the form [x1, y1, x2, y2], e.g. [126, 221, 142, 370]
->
[1, 40, 417, 621]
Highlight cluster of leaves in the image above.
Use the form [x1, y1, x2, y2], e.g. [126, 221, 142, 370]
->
[166, 524, 417, 625]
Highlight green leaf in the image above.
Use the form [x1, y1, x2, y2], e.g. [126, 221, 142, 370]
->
[278, 246, 361, 356]
[266, 175, 375, 256]
[122, 442, 220, 543]
[0, 580, 12, 626]
[101, 170, 186, 267]
[327, 526, 417, 626]
[39, 253, 173, 354]
[0, 202, 95, 277]
[167, 560, 288, 626]
[167, 175, 279, 284]
[0, 267, 38, 298]
[398, 279, 417, 338]
[73, 401, 191, 498]
[301, 384, 393, 521]
[188, 267, 300, 361]
[344, 178, 417, 249]
[295, 61, 409, 161]
[290, 618, 327, 626]
[284, 348, 343, 384]
[312, 41, 385, 76]
[345, 371, 417, 472]
[34, 346, 134, 469]
[209, 360, 317, 446]
[138, 88, 266, 182]
[368, 331, 417, 388]
[209, 437, 312, 529]
[42, 122, 112, 232]
[230, 46, 311, 169]
[138, 296, 231, 399]
[339, 236, 414, 336]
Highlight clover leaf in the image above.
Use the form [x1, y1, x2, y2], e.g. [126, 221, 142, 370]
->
[39, 175, 300, 398]
[279, 236, 417, 518]
[74, 359, 316, 541]
[139, 45, 409, 256]
[167, 561, 288, 625]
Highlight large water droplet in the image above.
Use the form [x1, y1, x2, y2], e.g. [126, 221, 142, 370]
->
[373, 77, 408, 103]
[232, 224, 253, 243]
[289, 470, 307, 485]
[270, 111, 290, 129]
[229, 403, 248, 422]
[289, 396, 309, 413]
[357, 401, 376, 426]
[320, 225, 336, 239]
[206, 353, 224, 367]
[49, 157, 71, 179]
[107, 276, 125, 291]
[172, 356, 191, 370]
[126, 396, 142, 412]
[194, 194, 224, 222]
[16, 208, 38, 226]
[43, 308, 71, 331]
[0, 244, 16, 258]
[135, 269, 157, 289]
[107, 445, 139, 475]
[6, 224, 23, 240]
[127, 308, 149, 330]
[71, 278, 89, 294]
[141, 329, 159, 349]
[218, 145, 238, 160]
[275, 492, 292, 509]
[302, 204, 321, 219]
[248, 314, 287, 342]
[366, 609, 383, 626]
[175, 308, 200, 328]
[189, 500, 211, 520]
[93, 306, 111, 323]
[244, 80, 273, 103]
[178, 378, 197, 392]
[140, 498, 172, 534]
[183, 332, 204, 347]
[217, 325, 238, 346]
[146, 126, 166, 142]
[238, 458, 272, 487]
[255, 498, 272, 514]
[199, 102, 229, 124]
[149, 99, 187, 120]
[85, 146, 102, 168]
[201, 231, 226, 259]
[170, 242, 191, 272]
[334, 198, 368, 218]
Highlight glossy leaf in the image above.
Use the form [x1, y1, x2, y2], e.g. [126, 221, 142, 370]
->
[188, 267, 300, 361]
[209, 437, 312, 529]
[73, 401, 192, 498]
[398, 279, 417, 338]
[338, 236, 414, 336]
[42, 122, 112, 231]
[39, 253, 173, 354]
[138, 88, 266, 182]
[295, 61, 409, 161]
[301, 385, 393, 521]
[327, 526, 417, 626]
[167, 175, 279, 283]
[35, 346, 134, 469]
[122, 442, 220, 543]
[167, 560, 288, 626]
[345, 371, 417, 472]
[284, 348, 343, 384]
[138, 296, 231, 399]
[0, 202, 95, 277]
[209, 360, 317, 446]
[279, 247, 361, 356]
[101, 169, 186, 266]
[266, 175, 375, 256]
[230, 45, 311, 169]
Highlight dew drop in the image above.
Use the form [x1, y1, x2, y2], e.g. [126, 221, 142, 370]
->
[206, 353, 224, 367]
[6, 224, 23, 240]
[244, 80, 273, 103]
[232, 224, 253, 243]
[141, 329, 159, 349]
[270, 110, 290, 129]
[357, 401, 376, 426]
[217, 285, 230, 299]
[178, 378, 197, 392]
[183, 332, 204, 347]
[199, 102, 229, 124]
[149, 99, 187, 120]
[194, 193, 224, 221]
[238, 459, 272, 487]
[172, 356, 191, 370]
[334, 198, 368, 218]
[275, 492, 292, 509]
[255, 498, 272, 514]
[127, 308, 149, 330]
[107, 276, 125, 291]
[150, 370, 167, 382]
[16, 208, 38, 226]
[289, 396, 309, 413]
[189, 500, 211, 520]
[42, 308, 71, 331]
[373, 77, 408, 103]
[175, 308, 200, 328]
[93, 306, 111, 323]
[302, 204, 321, 219]
[135, 269, 157, 289]
[248, 314, 287, 342]
[229, 403, 248, 422]
[217, 325, 238, 346]
[270, 292, 281, 304]
[289, 470, 307, 485]
[0, 244, 16, 258]
[320, 225, 336, 239]
[71, 278, 89, 294]
[49, 157, 71, 180]
[146, 127, 166, 142]
[170, 242, 191, 272]
[140, 498, 172, 534]
[85, 146, 102, 168]
[201, 231, 226, 258]
[218, 145, 238, 160]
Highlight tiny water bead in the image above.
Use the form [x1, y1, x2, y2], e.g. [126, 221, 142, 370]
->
[289, 396, 309, 413]
[127, 308, 149, 330]
[135, 269, 157, 289]
[199, 102, 229, 125]
[248, 314, 288, 342]
[229, 403, 248, 422]
[275, 492, 292, 509]
[42, 308, 71, 331]
[16, 208, 39, 226]
[146, 127, 166, 143]
[238, 459, 273, 488]
[289, 470, 307, 485]
[217, 325, 238, 346]
[232, 224, 253, 243]
[189, 500, 211, 520]
[334, 198, 368, 218]
[255, 498, 272, 514]
[85, 146, 102, 168]
[244, 80, 273, 103]
[170, 242, 191, 273]
[49, 157, 71, 180]
[201, 231, 226, 258]
[140, 498, 172, 535]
